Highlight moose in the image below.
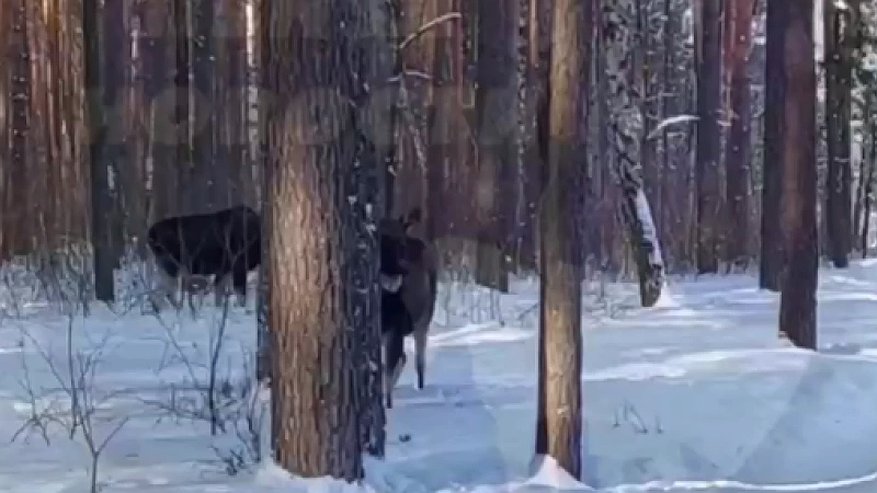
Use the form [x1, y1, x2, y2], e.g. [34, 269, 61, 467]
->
[147, 203, 436, 409]
[379, 208, 438, 408]
[146, 205, 262, 308]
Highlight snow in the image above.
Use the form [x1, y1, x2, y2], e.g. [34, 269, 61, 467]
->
[645, 115, 699, 141]
[633, 189, 663, 269]
[5, 260, 877, 492]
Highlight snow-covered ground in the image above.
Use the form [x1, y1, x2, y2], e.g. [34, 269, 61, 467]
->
[3, 259, 877, 492]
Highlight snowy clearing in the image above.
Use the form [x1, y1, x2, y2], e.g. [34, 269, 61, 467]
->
[3, 260, 877, 492]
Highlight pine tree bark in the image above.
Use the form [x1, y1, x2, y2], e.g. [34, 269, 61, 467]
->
[265, 0, 385, 480]
[824, 0, 858, 268]
[778, 0, 818, 350]
[724, 0, 755, 268]
[536, 0, 587, 479]
[695, 0, 722, 273]
[760, 0, 785, 291]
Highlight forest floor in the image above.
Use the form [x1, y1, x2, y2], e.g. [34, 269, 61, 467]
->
[3, 258, 877, 492]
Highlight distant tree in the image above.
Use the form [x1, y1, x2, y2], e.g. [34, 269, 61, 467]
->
[473, 0, 518, 292]
[824, 0, 859, 268]
[724, 0, 756, 269]
[84, 0, 115, 301]
[760, 0, 785, 291]
[599, 0, 664, 306]
[535, 0, 587, 479]
[777, 0, 818, 349]
[695, 0, 722, 273]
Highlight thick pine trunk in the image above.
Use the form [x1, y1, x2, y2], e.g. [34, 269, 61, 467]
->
[695, 0, 722, 274]
[724, 0, 755, 268]
[536, 0, 586, 479]
[778, 1, 818, 350]
[265, 0, 385, 480]
[823, 0, 858, 268]
[760, 0, 785, 291]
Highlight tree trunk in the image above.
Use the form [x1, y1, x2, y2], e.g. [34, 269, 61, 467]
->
[173, 0, 193, 214]
[192, 0, 220, 211]
[84, 0, 115, 302]
[778, 0, 818, 350]
[724, 0, 755, 269]
[823, 0, 858, 268]
[531, 0, 552, 455]
[536, 0, 587, 479]
[760, 0, 785, 291]
[473, 0, 518, 292]
[0, 0, 7, 259]
[600, 1, 664, 306]
[7, 0, 31, 257]
[265, 0, 385, 480]
[695, 0, 722, 273]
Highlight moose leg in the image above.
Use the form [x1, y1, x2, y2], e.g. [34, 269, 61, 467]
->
[383, 331, 406, 409]
[414, 323, 427, 390]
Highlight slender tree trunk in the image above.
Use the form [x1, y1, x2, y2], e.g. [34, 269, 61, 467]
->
[0, 1, 7, 259]
[174, 0, 193, 214]
[192, 0, 218, 211]
[600, 1, 664, 306]
[724, 0, 755, 268]
[532, 0, 552, 456]
[862, 104, 877, 257]
[84, 0, 115, 301]
[265, 0, 385, 480]
[537, 0, 587, 479]
[474, 0, 517, 292]
[760, 0, 785, 291]
[824, 0, 858, 268]
[8, 0, 31, 257]
[778, 0, 818, 350]
[695, 0, 722, 273]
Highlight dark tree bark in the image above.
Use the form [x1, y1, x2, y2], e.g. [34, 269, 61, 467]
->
[265, 0, 385, 480]
[473, 0, 518, 292]
[192, 0, 220, 210]
[778, 0, 818, 350]
[824, 0, 858, 268]
[536, 0, 587, 479]
[760, 0, 785, 291]
[531, 0, 552, 456]
[7, 0, 31, 257]
[695, 0, 722, 273]
[84, 0, 115, 301]
[173, 0, 193, 214]
[724, 0, 755, 268]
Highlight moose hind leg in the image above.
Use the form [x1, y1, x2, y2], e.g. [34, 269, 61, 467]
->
[383, 331, 406, 409]
[414, 325, 427, 390]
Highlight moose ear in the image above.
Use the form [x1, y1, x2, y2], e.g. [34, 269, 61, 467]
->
[408, 207, 422, 223]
